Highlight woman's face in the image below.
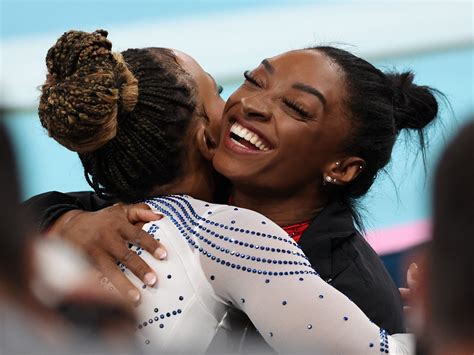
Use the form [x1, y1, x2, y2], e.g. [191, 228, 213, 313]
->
[212, 49, 353, 193]
[173, 50, 225, 145]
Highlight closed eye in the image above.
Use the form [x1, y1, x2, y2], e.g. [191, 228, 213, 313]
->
[244, 71, 262, 88]
[283, 99, 312, 119]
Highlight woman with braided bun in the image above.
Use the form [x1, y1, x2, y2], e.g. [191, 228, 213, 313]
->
[27, 28, 443, 353]
[39, 29, 200, 199]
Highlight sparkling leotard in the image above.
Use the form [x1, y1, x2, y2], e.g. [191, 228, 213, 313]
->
[121, 195, 413, 354]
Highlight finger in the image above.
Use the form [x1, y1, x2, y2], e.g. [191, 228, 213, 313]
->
[99, 277, 121, 298]
[95, 272, 116, 293]
[403, 305, 412, 319]
[122, 251, 159, 287]
[121, 223, 167, 260]
[92, 250, 141, 304]
[107, 240, 158, 287]
[407, 263, 419, 288]
[127, 203, 163, 224]
[399, 287, 411, 300]
[90, 269, 105, 282]
[403, 306, 413, 316]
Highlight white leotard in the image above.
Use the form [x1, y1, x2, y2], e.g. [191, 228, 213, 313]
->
[121, 195, 413, 354]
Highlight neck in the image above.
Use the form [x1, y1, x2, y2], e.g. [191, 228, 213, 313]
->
[152, 155, 216, 203]
[232, 185, 327, 226]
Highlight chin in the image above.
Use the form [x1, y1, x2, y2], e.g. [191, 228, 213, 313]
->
[213, 151, 242, 180]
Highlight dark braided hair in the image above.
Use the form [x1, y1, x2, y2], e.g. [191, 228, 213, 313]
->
[39, 30, 197, 202]
[309, 46, 441, 229]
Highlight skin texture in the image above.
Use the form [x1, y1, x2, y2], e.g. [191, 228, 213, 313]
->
[173, 50, 225, 147]
[213, 50, 364, 226]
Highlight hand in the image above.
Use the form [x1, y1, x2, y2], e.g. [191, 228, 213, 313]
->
[47, 203, 166, 303]
[399, 262, 419, 319]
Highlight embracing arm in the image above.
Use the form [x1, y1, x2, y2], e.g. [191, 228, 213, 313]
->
[22, 191, 167, 302]
[23, 190, 111, 232]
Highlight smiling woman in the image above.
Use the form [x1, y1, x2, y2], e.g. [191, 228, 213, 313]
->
[214, 47, 439, 229]
[210, 47, 440, 345]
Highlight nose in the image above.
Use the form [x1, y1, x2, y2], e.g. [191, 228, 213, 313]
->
[241, 95, 271, 121]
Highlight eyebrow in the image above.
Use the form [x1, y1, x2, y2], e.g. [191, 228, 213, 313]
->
[292, 83, 327, 107]
[261, 59, 274, 74]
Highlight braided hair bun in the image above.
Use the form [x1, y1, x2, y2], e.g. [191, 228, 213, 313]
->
[38, 29, 138, 153]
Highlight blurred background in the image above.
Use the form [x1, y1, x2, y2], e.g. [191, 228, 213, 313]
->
[1, 0, 473, 285]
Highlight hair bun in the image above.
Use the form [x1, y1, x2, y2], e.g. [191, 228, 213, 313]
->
[45, 29, 111, 80]
[38, 29, 138, 153]
[387, 71, 438, 132]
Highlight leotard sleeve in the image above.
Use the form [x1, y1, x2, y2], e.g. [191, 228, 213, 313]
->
[146, 196, 414, 354]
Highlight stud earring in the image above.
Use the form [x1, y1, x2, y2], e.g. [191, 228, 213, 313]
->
[323, 176, 338, 185]
[335, 161, 340, 167]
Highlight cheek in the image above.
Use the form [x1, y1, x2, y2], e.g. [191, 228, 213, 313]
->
[209, 97, 225, 132]
[281, 133, 321, 168]
[278, 119, 319, 153]
[274, 123, 330, 173]
[223, 87, 245, 112]
[202, 93, 225, 141]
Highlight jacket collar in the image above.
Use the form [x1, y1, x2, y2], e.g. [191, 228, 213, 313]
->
[298, 200, 358, 280]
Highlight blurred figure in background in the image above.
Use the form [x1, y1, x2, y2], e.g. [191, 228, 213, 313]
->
[0, 109, 138, 354]
[426, 119, 474, 354]
[403, 119, 474, 355]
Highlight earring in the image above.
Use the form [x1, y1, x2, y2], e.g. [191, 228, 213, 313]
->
[324, 175, 336, 185]
[335, 161, 340, 167]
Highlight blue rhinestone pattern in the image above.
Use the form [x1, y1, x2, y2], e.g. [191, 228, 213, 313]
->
[378, 328, 389, 353]
[144, 196, 317, 278]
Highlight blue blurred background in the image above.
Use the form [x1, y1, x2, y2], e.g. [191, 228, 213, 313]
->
[1, 0, 473, 285]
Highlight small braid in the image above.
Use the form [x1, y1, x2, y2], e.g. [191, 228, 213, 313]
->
[39, 30, 197, 202]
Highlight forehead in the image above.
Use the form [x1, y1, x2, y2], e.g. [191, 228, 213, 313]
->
[266, 50, 345, 96]
[172, 50, 206, 80]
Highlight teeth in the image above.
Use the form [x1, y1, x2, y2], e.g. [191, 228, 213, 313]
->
[230, 122, 270, 151]
[236, 126, 243, 135]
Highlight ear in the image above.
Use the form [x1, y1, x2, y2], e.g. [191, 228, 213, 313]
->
[323, 156, 366, 185]
[196, 124, 217, 161]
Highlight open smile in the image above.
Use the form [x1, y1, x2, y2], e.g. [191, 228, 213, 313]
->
[224, 118, 274, 154]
